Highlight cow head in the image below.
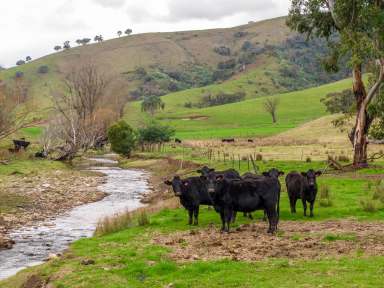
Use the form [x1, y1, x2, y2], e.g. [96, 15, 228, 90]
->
[262, 168, 284, 179]
[164, 176, 187, 197]
[197, 166, 215, 177]
[301, 169, 322, 188]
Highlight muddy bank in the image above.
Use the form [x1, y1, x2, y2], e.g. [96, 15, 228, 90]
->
[154, 220, 384, 262]
[0, 169, 106, 250]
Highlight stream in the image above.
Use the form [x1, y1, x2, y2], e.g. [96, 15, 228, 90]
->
[0, 156, 150, 280]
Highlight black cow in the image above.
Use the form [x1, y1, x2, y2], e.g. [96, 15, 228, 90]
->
[175, 138, 182, 144]
[209, 176, 281, 233]
[285, 169, 322, 217]
[222, 138, 235, 143]
[242, 169, 284, 221]
[164, 176, 212, 225]
[247, 139, 254, 143]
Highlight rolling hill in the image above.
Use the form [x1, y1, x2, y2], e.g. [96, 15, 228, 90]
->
[124, 78, 352, 139]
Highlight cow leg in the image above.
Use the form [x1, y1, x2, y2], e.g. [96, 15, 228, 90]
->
[188, 209, 193, 225]
[289, 197, 296, 214]
[193, 206, 199, 225]
[309, 201, 315, 217]
[225, 210, 233, 232]
[231, 211, 237, 223]
[220, 211, 226, 232]
[248, 213, 253, 220]
[266, 208, 277, 234]
[302, 199, 307, 217]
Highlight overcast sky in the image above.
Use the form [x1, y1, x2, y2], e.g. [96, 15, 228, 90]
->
[0, 0, 290, 68]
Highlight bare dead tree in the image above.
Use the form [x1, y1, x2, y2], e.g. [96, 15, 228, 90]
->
[263, 97, 279, 123]
[50, 62, 118, 160]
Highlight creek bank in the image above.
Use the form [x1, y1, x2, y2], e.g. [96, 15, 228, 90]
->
[0, 168, 106, 250]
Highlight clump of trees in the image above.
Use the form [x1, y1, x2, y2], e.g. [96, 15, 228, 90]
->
[288, 0, 384, 166]
[214, 46, 231, 56]
[263, 97, 280, 123]
[192, 91, 245, 108]
[321, 89, 355, 114]
[37, 65, 49, 74]
[141, 95, 165, 116]
[94, 35, 104, 43]
[138, 121, 175, 151]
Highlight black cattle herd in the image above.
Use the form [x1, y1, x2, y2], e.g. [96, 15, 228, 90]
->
[165, 166, 322, 233]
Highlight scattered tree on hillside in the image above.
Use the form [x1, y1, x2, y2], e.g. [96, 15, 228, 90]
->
[94, 35, 104, 43]
[16, 60, 25, 66]
[263, 97, 279, 123]
[141, 95, 165, 116]
[76, 38, 91, 46]
[63, 41, 71, 50]
[108, 120, 136, 157]
[50, 62, 117, 160]
[25, 56, 32, 62]
[125, 29, 132, 36]
[117, 31, 122, 37]
[287, 0, 384, 167]
[54, 45, 62, 51]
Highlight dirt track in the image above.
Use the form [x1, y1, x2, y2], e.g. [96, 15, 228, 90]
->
[154, 220, 384, 262]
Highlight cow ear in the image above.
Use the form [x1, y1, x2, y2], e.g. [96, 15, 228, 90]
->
[315, 171, 322, 176]
[216, 175, 224, 181]
[279, 171, 285, 176]
[164, 180, 172, 185]
[301, 172, 307, 177]
[262, 172, 269, 177]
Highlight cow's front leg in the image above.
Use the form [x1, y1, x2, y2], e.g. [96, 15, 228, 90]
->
[309, 201, 315, 218]
[188, 209, 193, 225]
[302, 199, 307, 217]
[193, 206, 199, 225]
[220, 211, 226, 232]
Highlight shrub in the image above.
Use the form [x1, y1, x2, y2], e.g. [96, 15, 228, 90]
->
[37, 65, 49, 74]
[184, 102, 193, 108]
[95, 210, 133, 236]
[214, 46, 231, 56]
[241, 41, 253, 51]
[360, 198, 379, 212]
[137, 210, 150, 226]
[217, 59, 236, 70]
[234, 31, 248, 38]
[306, 157, 312, 163]
[108, 121, 137, 157]
[319, 184, 333, 207]
[373, 180, 384, 203]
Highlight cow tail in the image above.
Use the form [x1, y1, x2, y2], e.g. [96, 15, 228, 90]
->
[277, 187, 281, 223]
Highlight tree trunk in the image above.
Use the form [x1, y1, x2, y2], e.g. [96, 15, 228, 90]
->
[350, 65, 370, 167]
[272, 112, 277, 123]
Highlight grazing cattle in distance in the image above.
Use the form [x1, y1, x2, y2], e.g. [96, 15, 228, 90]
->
[222, 138, 235, 143]
[11, 139, 30, 152]
[175, 138, 182, 143]
[164, 176, 212, 225]
[210, 176, 281, 233]
[285, 169, 322, 217]
[247, 139, 254, 143]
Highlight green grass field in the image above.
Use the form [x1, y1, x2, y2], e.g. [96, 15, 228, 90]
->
[124, 78, 352, 139]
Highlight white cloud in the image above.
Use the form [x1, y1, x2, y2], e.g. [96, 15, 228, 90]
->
[93, 0, 125, 8]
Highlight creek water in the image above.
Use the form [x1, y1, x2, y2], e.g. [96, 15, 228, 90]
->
[0, 156, 150, 280]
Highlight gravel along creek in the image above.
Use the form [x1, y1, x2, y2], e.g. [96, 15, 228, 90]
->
[0, 156, 151, 280]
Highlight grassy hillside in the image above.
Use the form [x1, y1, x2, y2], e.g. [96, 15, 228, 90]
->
[124, 78, 352, 139]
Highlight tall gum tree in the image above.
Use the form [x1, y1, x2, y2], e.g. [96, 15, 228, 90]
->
[287, 0, 384, 167]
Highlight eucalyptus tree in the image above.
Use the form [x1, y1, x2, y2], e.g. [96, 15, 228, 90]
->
[287, 0, 384, 167]
[141, 95, 165, 116]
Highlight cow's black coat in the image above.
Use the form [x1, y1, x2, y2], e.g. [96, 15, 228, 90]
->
[285, 169, 322, 217]
[164, 176, 212, 225]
